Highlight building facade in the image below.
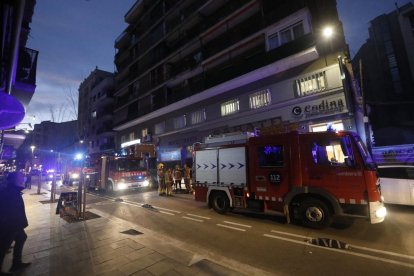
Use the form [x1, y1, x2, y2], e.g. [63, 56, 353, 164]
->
[353, 2, 414, 146]
[113, 0, 358, 166]
[78, 68, 115, 155]
[0, 0, 38, 166]
[17, 120, 79, 170]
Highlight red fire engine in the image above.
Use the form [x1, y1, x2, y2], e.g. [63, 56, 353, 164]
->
[85, 155, 153, 192]
[193, 131, 386, 229]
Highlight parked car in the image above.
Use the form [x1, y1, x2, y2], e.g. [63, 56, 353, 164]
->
[377, 165, 414, 206]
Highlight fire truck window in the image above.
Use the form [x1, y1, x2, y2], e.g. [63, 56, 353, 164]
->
[257, 145, 284, 167]
[312, 139, 350, 166]
[118, 159, 146, 172]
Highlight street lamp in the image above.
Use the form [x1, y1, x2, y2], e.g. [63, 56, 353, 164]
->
[30, 145, 35, 154]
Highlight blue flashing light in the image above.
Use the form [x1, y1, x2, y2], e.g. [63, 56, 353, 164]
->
[74, 153, 84, 160]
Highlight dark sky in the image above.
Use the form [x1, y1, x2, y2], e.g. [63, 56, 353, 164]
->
[22, 0, 412, 125]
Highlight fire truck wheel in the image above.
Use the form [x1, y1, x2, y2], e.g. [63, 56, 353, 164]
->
[106, 182, 114, 193]
[211, 192, 230, 214]
[299, 198, 332, 229]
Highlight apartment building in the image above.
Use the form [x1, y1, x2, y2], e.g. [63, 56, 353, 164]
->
[78, 68, 115, 155]
[353, 2, 414, 146]
[113, 0, 357, 166]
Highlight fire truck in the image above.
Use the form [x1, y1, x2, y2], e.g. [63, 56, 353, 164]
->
[193, 131, 387, 229]
[85, 155, 153, 192]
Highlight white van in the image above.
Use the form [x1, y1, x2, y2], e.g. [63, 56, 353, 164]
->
[377, 165, 414, 206]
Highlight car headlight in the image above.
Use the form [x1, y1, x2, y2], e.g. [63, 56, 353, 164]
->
[142, 180, 150, 187]
[375, 207, 387, 218]
[118, 182, 127, 190]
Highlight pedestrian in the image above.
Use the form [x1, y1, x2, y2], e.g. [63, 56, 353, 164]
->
[173, 164, 182, 192]
[184, 164, 192, 193]
[0, 172, 31, 274]
[166, 168, 174, 196]
[24, 172, 31, 189]
[157, 163, 166, 196]
[24, 162, 32, 189]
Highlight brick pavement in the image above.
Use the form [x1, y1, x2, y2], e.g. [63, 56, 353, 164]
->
[2, 187, 249, 276]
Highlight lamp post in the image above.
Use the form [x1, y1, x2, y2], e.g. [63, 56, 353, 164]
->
[322, 26, 334, 66]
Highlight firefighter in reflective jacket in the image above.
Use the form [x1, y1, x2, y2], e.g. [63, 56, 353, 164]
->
[157, 163, 166, 196]
[166, 168, 173, 196]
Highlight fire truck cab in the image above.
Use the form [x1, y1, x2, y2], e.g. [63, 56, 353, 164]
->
[85, 155, 152, 192]
[194, 131, 386, 229]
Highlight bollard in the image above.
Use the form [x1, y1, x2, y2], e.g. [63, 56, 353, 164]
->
[37, 173, 41, 194]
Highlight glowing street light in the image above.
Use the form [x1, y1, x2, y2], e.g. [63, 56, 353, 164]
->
[30, 145, 35, 154]
[322, 26, 333, 39]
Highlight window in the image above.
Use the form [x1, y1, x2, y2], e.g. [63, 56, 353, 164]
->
[141, 128, 148, 138]
[268, 33, 280, 50]
[173, 115, 186, 129]
[154, 121, 165, 134]
[311, 137, 353, 166]
[129, 132, 134, 141]
[296, 71, 326, 96]
[268, 21, 305, 51]
[91, 111, 97, 118]
[121, 135, 126, 143]
[249, 89, 271, 109]
[310, 121, 344, 132]
[191, 109, 206, 125]
[221, 99, 239, 116]
[257, 145, 284, 167]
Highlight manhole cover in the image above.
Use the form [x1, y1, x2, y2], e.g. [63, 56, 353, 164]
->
[114, 198, 124, 202]
[120, 229, 143, 235]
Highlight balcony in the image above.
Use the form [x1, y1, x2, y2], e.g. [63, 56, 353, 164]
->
[16, 47, 38, 85]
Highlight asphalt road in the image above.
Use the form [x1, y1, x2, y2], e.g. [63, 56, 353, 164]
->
[42, 179, 414, 275]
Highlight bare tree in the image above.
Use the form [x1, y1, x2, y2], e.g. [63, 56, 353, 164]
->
[48, 104, 67, 123]
[64, 86, 78, 120]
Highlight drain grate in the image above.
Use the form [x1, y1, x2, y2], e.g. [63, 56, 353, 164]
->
[307, 238, 349, 249]
[30, 192, 47, 195]
[120, 229, 143, 235]
[114, 198, 124, 202]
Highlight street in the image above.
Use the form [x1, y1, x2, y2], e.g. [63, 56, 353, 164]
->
[39, 177, 414, 276]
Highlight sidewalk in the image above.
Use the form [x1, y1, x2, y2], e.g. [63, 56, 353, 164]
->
[2, 187, 252, 276]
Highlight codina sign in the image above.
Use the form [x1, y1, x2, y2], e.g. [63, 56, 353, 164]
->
[292, 99, 345, 118]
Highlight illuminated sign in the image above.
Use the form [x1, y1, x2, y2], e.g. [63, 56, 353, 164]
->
[292, 99, 345, 118]
[121, 139, 141, 148]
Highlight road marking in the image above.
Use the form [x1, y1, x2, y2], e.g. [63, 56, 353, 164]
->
[263, 234, 414, 268]
[271, 230, 310, 239]
[160, 211, 175, 216]
[182, 216, 203, 222]
[270, 230, 414, 260]
[152, 205, 181, 214]
[186, 213, 211, 220]
[223, 221, 252, 228]
[217, 224, 246, 232]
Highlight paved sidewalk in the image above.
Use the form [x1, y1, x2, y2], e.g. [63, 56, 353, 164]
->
[2, 188, 255, 276]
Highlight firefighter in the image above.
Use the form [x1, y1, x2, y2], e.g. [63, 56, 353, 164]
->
[173, 164, 182, 192]
[166, 168, 174, 196]
[157, 163, 166, 196]
[184, 163, 192, 193]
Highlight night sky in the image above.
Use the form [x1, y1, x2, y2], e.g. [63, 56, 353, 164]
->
[23, 0, 411, 125]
